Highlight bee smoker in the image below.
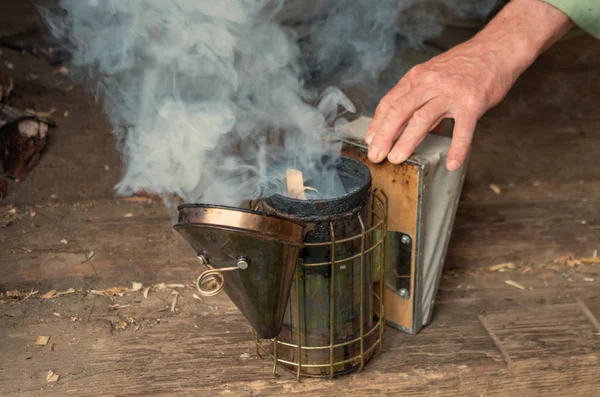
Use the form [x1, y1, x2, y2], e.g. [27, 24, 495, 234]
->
[175, 117, 467, 378]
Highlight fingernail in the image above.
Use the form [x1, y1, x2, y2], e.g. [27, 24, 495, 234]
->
[365, 132, 374, 145]
[388, 151, 408, 164]
[447, 160, 460, 171]
[368, 146, 383, 163]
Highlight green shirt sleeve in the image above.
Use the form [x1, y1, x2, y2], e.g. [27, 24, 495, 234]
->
[543, 0, 600, 39]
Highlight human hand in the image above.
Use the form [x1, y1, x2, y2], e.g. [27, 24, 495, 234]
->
[364, 0, 574, 171]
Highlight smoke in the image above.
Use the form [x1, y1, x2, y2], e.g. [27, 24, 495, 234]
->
[42, 0, 501, 207]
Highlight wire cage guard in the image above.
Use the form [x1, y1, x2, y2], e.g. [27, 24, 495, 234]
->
[255, 189, 388, 380]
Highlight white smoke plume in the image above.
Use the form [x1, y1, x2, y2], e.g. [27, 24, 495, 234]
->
[42, 0, 501, 207]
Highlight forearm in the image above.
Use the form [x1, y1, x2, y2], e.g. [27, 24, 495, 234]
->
[469, 0, 574, 86]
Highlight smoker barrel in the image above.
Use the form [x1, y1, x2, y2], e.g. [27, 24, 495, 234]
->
[259, 155, 386, 378]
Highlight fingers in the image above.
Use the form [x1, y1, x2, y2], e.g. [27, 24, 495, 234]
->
[365, 80, 412, 145]
[367, 88, 429, 163]
[387, 98, 448, 164]
[446, 113, 477, 171]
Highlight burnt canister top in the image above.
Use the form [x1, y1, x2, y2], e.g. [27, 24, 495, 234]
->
[263, 155, 372, 222]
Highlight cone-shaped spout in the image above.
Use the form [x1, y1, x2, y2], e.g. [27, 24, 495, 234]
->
[175, 205, 304, 338]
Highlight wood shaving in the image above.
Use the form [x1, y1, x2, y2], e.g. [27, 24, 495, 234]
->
[46, 370, 59, 383]
[42, 290, 57, 299]
[143, 287, 151, 299]
[54, 66, 69, 75]
[56, 288, 75, 297]
[53, 312, 61, 317]
[108, 304, 130, 309]
[581, 257, 600, 265]
[554, 254, 573, 266]
[119, 196, 153, 204]
[25, 107, 56, 119]
[4, 290, 20, 299]
[22, 289, 39, 300]
[192, 294, 202, 301]
[504, 280, 525, 290]
[489, 262, 516, 272]
[170, 291, 179, 312]
[103, 287, 129, 296]
[520, 266, 533, 274]
[35, 336, 50, 346]
[584, 278, 595, 282]
[130, 282, 143, 292]
[166, 283, 186, 289]
[489, 184, 501, 195]
[124, 213, 134, 218]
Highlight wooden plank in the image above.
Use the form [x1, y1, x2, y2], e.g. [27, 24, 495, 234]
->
[1, 286, 599, 396]
[480, 303, 600, 366]
[448, 199, 600, 269]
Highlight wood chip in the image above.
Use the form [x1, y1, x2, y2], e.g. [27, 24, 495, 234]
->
[581, 257, 600, 265]
[554, 254, 573, 266]
[192, 294, 202, 301]
[5, 290, 20, 298]
[154, 283, 167, 291]
[130, 282, 143, 292]
[489, 184, 501, 195]
[46, 370, 59, 383]
[35, 336, 50, 346]
[123, 213, 134, 218]
[42, 290, 57, 299]
[170, 291, 179, 312]
[166, 283, 186, 289]
[53, 312, 61, 317]
[103, 287, 129, 296]
[22, 289, 39, 300]
[286, 168, 306, 200]
[504, 280, 525, 290]
[143, 286, 151, 299]
[25, 107, 57, 119]
[489, 262, 516, 272]
[50, 343, 55, 352]
[56, 288, 75, 296]
[584, 278, 595, 282]
[108, 304, 130, 309]
[520, 266, 533, 274]
[54, 66, 69, 75]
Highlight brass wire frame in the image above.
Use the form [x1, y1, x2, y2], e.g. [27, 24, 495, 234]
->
[255, 189, 388, 380]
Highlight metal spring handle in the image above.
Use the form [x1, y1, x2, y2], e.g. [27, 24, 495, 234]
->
[195, 255, 250, 297]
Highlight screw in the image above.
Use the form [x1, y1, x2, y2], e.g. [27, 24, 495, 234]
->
[401, 235, 411, 245]
[198, 254, 208, 265]
[237, 258, 249, 270]
[399, 288, 409, 299]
